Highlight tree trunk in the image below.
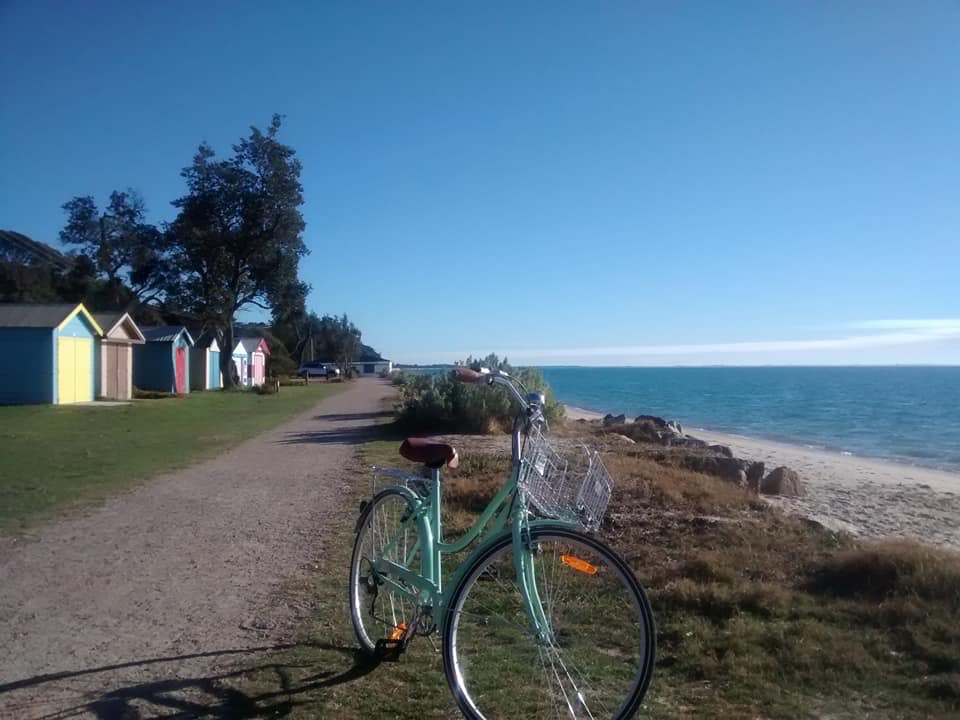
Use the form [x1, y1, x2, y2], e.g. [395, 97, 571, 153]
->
[220, 320, 237, 389]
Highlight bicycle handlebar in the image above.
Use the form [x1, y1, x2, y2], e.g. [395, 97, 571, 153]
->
[451, 367, 533, 415]
[452, 367, 486, 384]
[451, 366, 545, 464]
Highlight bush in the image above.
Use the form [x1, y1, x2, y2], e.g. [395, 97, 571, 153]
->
[394, 355, 565, 434]
[277, 376, 307, 387]
[806, 541, 960, 607]
[267, 353, 298, 377]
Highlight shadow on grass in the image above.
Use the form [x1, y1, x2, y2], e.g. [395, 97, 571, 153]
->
[1, 643, 379, 720]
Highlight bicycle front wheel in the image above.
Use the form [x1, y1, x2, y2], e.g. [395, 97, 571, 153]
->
[442, 527, 655, 719]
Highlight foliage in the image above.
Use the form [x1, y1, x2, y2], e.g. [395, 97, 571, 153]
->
[267, 350, 298, 377]
[60, 189, 172, 305]
[297, 313, 363, 374]
[165, 114, 308, 387]
[0, 244, 129, 308]
[394, 354, 565, 434]
[3, 115, 382, 384]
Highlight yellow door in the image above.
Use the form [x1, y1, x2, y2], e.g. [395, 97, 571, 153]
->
[57, 336, 93, 404]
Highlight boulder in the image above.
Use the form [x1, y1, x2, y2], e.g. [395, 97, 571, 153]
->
[745, 461, 765, 493]
[603, 413, 627, 426]
[709, 444, 734, 458]
[635, 414, 669, 429]
[760, 466, 803, 496]
[677, 456, 765, 491]
[631, 414, 683, 436]
[628, 420, 666, 443]
[682, 455, 750, 485]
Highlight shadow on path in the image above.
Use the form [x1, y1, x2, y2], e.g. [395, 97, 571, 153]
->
[2, 643, 378, 720]
[276, 427, 379, 446]
[312, 411, 393, 423]
[277, 416, 405, 447]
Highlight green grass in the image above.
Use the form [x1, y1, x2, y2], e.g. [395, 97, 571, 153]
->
[0, 383, 347, 533]
[182, 422, 960, 718]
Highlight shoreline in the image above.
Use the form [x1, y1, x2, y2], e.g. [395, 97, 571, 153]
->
[563, 405, 959, 479]
[565, 404, 960, 550]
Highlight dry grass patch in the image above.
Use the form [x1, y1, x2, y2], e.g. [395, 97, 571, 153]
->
[230, 422, 960, 718]
[807, 540, 960, 606]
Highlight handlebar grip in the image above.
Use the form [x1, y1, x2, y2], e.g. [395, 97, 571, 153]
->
[452, 367, 487, 384]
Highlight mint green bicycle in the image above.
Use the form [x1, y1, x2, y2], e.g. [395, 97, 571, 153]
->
[350, 368, 655, 719]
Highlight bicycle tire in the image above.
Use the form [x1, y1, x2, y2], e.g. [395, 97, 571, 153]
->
[349, 487, 423, 655]
[441, 526, 655, 719]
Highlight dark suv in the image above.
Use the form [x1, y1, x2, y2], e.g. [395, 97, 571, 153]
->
[298, 361, 340, 379]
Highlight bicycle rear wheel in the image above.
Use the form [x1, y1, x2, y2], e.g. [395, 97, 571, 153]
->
[349, 488, 422, 655]
[442, 526, 655, 719]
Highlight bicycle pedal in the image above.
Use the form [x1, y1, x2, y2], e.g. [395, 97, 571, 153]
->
[374, 638, 406, 661]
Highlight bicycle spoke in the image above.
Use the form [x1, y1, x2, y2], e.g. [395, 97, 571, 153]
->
[350, 490, 422, 654]
[445, 530, 654, 719]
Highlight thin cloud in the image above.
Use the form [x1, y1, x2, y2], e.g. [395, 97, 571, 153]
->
[849, 318, 960, 333]
[431, 318, 960, 362]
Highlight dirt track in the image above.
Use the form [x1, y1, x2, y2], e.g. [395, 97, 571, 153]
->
[0, 379, 393, 718]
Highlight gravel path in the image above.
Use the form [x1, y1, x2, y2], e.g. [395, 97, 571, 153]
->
[0, 379, 393, 718]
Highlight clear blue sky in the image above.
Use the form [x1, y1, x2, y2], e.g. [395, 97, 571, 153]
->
[2, 1, 958, 365]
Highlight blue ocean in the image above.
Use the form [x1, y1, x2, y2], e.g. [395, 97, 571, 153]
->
[539, 367, 960, 471]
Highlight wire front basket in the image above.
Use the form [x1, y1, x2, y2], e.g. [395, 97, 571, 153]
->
[518, 424, 613, 532]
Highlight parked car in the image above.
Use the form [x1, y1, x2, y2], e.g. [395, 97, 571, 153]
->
[298, 361, 340, 379]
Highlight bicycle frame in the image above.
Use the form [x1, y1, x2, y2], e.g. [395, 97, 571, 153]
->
[367, 460, 576, 639]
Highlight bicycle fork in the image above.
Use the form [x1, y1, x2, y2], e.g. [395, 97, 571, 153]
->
[512, 506, 554, 644]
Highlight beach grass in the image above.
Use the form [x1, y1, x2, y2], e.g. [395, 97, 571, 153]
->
[0, 382, 347, 533]
[225, 421, 960, 718]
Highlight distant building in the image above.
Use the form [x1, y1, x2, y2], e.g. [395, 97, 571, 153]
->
[316, 359, 392, 375]
[351, 359, 392, 375]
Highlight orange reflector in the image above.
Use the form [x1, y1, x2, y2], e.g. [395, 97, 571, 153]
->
[389, 623, 407, 641]
[561, 555, 598, 575]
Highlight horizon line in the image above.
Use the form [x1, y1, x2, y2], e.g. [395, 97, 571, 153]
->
[393, 362, 960, 369]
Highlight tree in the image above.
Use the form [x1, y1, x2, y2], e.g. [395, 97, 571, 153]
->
[269, 279, 311, 359]
[59, 190, 171, 307]
[327, 314, 362, 376]
[166, 114, 308, 388]
[294, 312, 363, 374]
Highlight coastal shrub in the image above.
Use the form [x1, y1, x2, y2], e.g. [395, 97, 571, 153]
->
[806, 541, 960, 607]
[394, 354, 565, 434]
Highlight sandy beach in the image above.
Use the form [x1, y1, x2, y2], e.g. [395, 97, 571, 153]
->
[565, 405, 960, 550]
